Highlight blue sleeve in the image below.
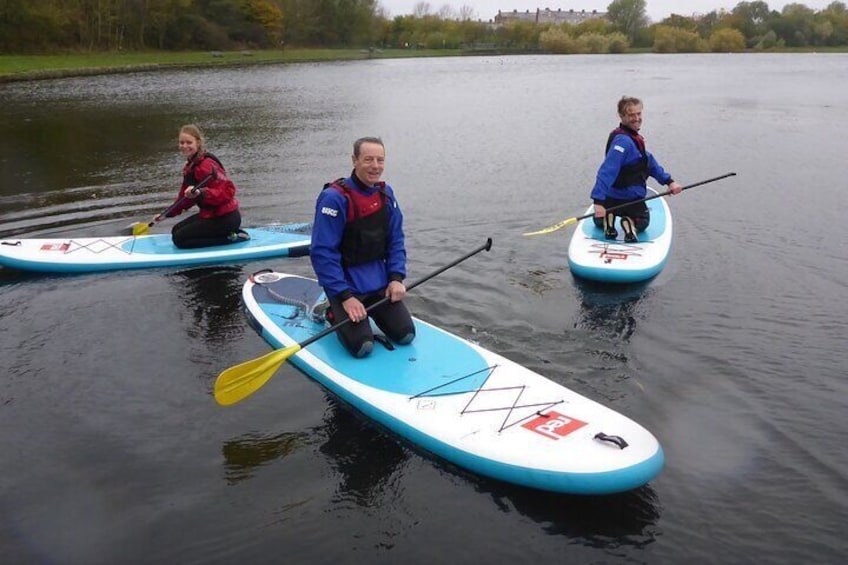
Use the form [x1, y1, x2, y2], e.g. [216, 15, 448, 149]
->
[590, 135, 628, 203]
[647, 152, 673, 185]
[310, 189, 351, 299]
[383, 185, 407, 280]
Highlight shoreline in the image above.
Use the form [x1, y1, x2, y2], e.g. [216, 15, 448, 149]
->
[0, 49, 465, 84]
[2, 46, 845, 84]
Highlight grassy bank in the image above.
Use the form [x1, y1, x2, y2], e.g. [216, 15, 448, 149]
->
[0, 48, 461, 82]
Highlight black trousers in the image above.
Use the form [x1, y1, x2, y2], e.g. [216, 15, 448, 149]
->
[172, 210, 241, 249]
[592, 198, 650, 232]
[329, 291, 416, 357]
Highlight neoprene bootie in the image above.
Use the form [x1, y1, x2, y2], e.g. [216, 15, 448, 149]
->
[603, 212, 618, 240]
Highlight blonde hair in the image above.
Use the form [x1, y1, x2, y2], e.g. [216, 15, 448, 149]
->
[179, 124, 206, 154]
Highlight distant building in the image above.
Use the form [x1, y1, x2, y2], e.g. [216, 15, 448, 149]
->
[494, 8, 607, 25]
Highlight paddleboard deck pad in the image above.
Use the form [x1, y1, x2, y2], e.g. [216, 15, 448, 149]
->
[242, 271, 664, 495]
[567, 189, 672, 283]
[0, 224, 311, 273]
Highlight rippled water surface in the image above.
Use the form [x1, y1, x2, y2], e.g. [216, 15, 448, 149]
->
[1, 53, 847, 564]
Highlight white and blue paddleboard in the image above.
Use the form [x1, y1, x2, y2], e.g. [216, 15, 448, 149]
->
[0, 224, 311, 273]
[568, 188, 672, 284]
[242, 272, 664, 495]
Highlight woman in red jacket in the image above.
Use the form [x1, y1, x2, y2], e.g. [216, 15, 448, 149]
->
[156, 124, 248, 249]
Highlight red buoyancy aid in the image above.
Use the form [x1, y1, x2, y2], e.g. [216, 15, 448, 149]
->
[178, 152, 239, 219]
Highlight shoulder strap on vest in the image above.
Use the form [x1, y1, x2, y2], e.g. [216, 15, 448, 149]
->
[323, 178, 390, 214]
[606, 127, 646, 157]
[323, 178, 349, 193]
[203, 152, 226, 170]
[188, 152, 226, 176]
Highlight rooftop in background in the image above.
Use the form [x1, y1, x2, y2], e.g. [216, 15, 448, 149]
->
[495, 7, 607, 25]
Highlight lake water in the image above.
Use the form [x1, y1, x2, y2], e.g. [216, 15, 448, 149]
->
[1, 53, 846, 564]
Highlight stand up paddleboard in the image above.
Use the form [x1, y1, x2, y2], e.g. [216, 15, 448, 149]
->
[0, 224, 311, 273]
[241, 271, 664, 495]
[567, 188, 672, 283]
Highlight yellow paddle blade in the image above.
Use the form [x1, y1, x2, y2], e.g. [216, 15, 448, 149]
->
[522, 216, 578, 237]
[131, 222, 151, 236]
[214, 344, 302, 406]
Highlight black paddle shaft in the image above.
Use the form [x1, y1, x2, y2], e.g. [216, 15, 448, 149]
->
[298, 238, 494, 350]
[150, 171, 217, 225]
[578, 172, 737, 221]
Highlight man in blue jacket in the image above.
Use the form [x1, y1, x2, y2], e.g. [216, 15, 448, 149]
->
[591, 96, 683, 243]
[310, 137, 415, 358]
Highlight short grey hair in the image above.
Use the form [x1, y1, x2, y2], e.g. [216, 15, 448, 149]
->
[353, 136, 384, 158]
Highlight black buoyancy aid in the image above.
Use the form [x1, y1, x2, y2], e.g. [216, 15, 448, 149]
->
[605, 126, 649, 188]
[324, 178, 390, 267]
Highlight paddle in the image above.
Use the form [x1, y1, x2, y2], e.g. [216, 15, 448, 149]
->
[124, 171, 216, 236]
[522, 172, 737, 237]
[214, 237, 494, 406]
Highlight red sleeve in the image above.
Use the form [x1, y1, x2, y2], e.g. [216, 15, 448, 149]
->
[163, 185, 192, 217]
[164, 163, 200, 218]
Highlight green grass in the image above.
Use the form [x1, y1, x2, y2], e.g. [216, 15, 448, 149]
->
[0, 48, 458, 81]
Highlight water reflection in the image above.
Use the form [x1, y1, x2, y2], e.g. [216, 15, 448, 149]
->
[0, 94, 175, 196]
[166, 266, 246, 344]
[0, 265, 41, 286]
[482, 479, 661, 543]
[572, 278, 653, 342]
[220, 397, 408, 505]
[319, 399, 409, 505]
[222, 430, 309, 486]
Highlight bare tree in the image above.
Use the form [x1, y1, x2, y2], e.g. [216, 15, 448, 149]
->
[413, 2, 431, 17]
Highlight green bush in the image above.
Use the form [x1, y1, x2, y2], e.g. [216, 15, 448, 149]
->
[710, 28, 746, 52]
[653, 25, 708, 53]
[607, 32, 629, 53]
[578, 32, 608, 53]
[754, 30, 781, 50]
[539, 28, 582, 54]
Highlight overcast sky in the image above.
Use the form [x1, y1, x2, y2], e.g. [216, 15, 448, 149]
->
[378, 1, 836, 22]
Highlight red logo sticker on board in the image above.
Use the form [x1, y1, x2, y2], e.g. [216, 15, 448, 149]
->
[522, 411, 587, 440]
[601, 251, 628, 261]
[40, 243, 70, 252]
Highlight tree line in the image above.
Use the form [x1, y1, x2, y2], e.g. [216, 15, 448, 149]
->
[1, 0, 847, 54]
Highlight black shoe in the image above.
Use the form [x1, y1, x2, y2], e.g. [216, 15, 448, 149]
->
[603, 212, 618, 240]
[228, 230, 251, 243]
[621, 217, 638, 243]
